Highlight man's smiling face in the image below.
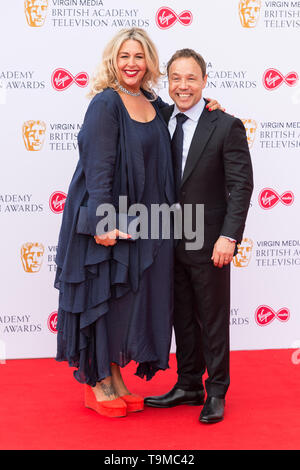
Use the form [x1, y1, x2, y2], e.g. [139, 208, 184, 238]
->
[168, 57, 207, 112]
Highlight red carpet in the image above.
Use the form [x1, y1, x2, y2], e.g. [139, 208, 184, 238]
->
[0, 350, 299, 450]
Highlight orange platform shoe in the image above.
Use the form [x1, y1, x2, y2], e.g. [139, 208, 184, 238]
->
[120, 394, 144, 413]
[84, 385, 127, 418]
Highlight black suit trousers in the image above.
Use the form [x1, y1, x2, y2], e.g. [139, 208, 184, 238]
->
[174, 243, 231, 398]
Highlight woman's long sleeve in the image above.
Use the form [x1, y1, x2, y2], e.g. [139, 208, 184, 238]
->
[78, 96, 119, 235]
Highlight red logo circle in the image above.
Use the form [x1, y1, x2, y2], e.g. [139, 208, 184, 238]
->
[48, 311, 58, 334]
[255, 305, 290, 327]
[263, 68, 298, 91]
[51, 68, 89, 91]
[258, 188, 294, 210]
[49, 191, 67, 214]
[155, 7, 193, 29]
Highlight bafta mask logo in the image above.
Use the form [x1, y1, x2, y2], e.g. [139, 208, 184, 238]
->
[239, 0, 261, 28]
[233, 237, 253, 268]
[21, 242, 44, 273]
[242, 119, 257, 149]
[22, 120, 46, 151]
[24, 0, 48, 27]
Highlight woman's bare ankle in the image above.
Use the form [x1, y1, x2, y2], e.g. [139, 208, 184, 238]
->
[92, 377, 119, 401]
[111, 364, 131, 396]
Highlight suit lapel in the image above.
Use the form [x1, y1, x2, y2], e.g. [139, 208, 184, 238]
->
[161, 104, 174, 124]
[181, 107, 217, 187]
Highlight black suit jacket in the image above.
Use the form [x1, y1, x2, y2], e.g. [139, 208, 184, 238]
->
[161, 101, 253, 263]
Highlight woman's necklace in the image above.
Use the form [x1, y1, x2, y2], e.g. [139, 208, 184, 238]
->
[115, 81, 141, 97]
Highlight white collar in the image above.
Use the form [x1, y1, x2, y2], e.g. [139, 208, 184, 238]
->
[171, 97, 206, 122]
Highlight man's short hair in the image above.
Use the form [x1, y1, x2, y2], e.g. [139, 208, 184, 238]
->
[167, 49, 206, 78]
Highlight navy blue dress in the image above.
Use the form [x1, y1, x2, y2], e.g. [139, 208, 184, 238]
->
[55, 89, 175, 386]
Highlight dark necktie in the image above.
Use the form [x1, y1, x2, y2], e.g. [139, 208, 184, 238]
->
[171, 113, 188, 201]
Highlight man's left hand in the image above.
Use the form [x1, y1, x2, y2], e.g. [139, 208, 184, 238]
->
[211, 237, 235, 268]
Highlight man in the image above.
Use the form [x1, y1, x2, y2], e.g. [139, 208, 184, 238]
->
[145, 49, 253, 423]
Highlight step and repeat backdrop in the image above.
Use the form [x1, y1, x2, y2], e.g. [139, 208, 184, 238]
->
[0, 0, 300, 360]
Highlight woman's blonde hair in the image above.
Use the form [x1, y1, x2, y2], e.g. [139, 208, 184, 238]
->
[88, 28, 163, 99]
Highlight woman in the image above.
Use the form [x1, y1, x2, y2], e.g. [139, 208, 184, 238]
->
[55, 28, 220, 418]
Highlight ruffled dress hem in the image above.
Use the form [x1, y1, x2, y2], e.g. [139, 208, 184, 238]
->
[55, 353, 169, 386]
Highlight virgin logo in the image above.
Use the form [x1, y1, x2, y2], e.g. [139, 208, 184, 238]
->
[51, 68, 89, 91]
[49, 191, 67, 214]
[155, 7, 193, 29]
[258, 188, 294, 210]
[263, 68, 298, 90]
[48, 311, 58, 334]
[255, 305, 290, 327]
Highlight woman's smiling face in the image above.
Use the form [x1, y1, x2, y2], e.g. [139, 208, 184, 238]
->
[117, 39, 147, 92]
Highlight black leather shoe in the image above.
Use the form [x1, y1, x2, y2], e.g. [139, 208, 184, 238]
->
[144, 386, 205, 408]
[199, 397, 225, 423]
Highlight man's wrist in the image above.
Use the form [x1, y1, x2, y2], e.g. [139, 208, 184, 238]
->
[220, 235, 236, 243]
